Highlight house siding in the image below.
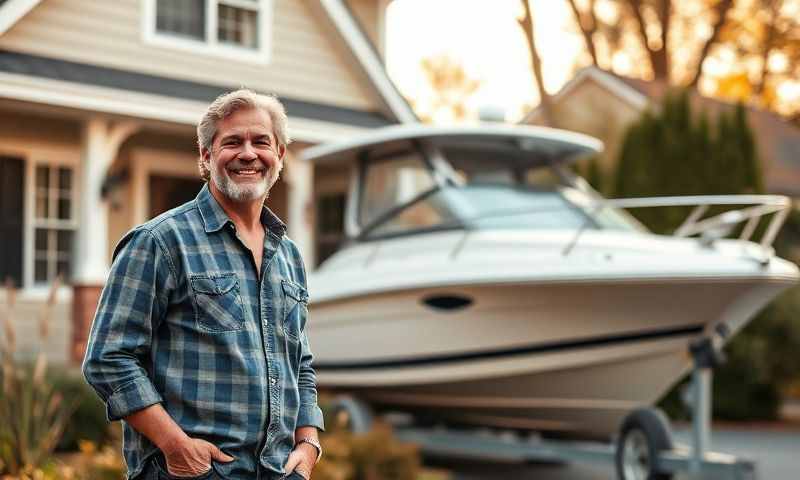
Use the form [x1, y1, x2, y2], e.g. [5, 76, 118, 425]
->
[0, 0, 384, 112]
[527, 80, 642, 193]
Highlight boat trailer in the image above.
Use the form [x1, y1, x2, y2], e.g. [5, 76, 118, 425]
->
[332, 333, 756, 480]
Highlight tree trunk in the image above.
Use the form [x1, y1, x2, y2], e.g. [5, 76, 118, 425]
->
[754, 0, 781, 99]
[519, 0, 555, 127]
[626, 0, 670, 80]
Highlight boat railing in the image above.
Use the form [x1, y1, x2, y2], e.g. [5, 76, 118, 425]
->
[561, 194, 792, 259]
[604, 195, 792, 248]
[446, 194, 791, 261]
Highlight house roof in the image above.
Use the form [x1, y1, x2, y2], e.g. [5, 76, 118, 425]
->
[0, 50, 394, 129]
[522, 66, 800, 196]
[0, 0, 415, 137]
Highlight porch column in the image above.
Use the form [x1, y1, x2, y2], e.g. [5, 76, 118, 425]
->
[71, 118, 139, 364]
[285, 153, 316, 268]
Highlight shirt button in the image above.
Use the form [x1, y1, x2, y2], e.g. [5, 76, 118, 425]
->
[270, 377, 277, 385]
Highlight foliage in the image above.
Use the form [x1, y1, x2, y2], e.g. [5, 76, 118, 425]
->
[614, 89, 762, 233]
[314, 424, 421, 480]
[712, 0, 800, 115]
[314, 397, 428, 480]
[0, 278, 77, 476]
[562, 0, 799, 117]
[714, 208, 800, 420]
[564, 0, 733, 83]
[0, 439, 126, 480]
[49, 370, 111, 452]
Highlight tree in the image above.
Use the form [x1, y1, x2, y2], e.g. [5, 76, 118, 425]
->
[564, 0, 734, 85]
[413, 54, 481, 124]
[710, 0, 800, 115]
[614, 90, 763, 231]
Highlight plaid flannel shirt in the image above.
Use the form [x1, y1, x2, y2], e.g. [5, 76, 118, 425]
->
[82, 184, 324, 480]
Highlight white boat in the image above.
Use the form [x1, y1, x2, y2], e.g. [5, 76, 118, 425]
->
[301, 124, 799, 439]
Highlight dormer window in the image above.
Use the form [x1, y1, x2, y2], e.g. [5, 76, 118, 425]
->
[144, 0, 271, 63]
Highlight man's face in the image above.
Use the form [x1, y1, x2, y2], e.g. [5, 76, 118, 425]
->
[203, 108, 285, 203]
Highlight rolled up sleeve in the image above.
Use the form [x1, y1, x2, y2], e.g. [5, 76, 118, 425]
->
[82, 228, 173, 421]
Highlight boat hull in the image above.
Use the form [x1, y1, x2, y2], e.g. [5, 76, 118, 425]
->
[310, 276, 793, 437]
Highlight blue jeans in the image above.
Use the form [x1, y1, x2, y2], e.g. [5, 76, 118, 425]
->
[137, 454, 305, 480]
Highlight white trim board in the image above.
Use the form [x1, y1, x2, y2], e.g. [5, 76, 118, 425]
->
[318, 0, 417, 124]
[141, 0, 274, 65]
[521, 67, 649, 124]
[0, 71, 371, 143]
[0, 0, 42, 35]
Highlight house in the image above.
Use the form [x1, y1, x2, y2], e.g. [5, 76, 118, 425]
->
[0, 0, 415, 365]
[521, 66, 800, 198]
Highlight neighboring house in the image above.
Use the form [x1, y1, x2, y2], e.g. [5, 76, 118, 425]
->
[0, 0, 415, 364]
[522, 66, 800, 198]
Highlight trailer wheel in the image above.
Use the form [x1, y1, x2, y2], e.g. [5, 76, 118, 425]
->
[329, 395, 374, 434]
[615, 408, 674, 480]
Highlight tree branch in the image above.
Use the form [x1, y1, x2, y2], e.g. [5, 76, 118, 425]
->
[688, 0, 734, 87]
[566, 0, 598, 66]
[754, 0, 781, 98]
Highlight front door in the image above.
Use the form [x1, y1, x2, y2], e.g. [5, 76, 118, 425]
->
[148, 175, 205, 219]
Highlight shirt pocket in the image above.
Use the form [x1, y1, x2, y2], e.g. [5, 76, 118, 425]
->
[281, 279, 308, 341]
[190, 272, 245, 333]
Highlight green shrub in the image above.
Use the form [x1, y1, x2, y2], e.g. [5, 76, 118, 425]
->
[48, 368, 113, 451]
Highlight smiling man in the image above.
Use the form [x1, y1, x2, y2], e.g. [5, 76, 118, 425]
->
[83, 89, 324, 480]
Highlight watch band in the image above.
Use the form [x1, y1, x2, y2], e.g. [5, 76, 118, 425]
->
[295, 436, 322, 463]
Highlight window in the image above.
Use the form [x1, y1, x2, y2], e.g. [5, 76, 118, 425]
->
[156, 0, 206, 41]
[316, 193, 346, 265]
[145, 0, 271, 62]
[33, 165, 76, 284]
[218, 3, 259, 48]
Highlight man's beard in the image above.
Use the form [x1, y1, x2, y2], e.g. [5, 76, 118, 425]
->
[211, 163, 282, 202]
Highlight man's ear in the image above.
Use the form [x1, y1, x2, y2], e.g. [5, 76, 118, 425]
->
[200, 148, 211, 169]
[278, 144, 287, 160]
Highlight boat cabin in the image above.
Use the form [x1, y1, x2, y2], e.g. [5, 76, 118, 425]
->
[302, 125, 644, 250]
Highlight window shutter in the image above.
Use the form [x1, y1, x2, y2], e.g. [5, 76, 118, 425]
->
[0, 157, 24, 287]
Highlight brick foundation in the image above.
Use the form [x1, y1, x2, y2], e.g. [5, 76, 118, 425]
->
[71, 284, 103, 365]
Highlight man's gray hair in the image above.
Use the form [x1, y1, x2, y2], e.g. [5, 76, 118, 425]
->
[197, 89, 291, 181]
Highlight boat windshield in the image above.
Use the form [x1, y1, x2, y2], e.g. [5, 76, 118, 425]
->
[358, 150, 645, 239]
[358, 150, 438, 229]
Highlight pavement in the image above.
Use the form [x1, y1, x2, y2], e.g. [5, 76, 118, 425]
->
[424, 424, 800, 480]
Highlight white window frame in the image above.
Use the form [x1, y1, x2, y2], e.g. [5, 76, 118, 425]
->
[0, 140, 79, 300]
[142, 0, 273, 65]
[29, 162, 78, 288]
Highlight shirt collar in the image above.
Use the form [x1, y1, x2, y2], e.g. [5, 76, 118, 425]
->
[196, 183, 287, 237]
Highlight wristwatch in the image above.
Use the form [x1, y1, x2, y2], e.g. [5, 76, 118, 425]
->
[295, 436, 322, 464]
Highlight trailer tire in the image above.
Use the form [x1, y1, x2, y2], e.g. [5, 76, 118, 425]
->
[615, 408, 673, 480]
[329, 395, 374, 434]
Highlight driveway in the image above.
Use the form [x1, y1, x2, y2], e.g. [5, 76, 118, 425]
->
[424, 425, 800, 480]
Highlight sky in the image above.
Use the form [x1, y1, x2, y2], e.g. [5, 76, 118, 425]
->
[385, 0, 584, 122]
